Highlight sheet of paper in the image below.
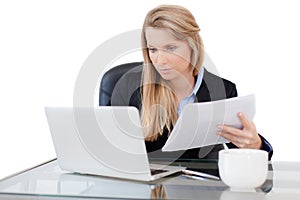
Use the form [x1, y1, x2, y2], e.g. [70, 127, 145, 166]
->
[162, 94, 255, 152]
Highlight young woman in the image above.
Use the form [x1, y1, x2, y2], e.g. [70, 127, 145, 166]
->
[110, 4, 273, 160]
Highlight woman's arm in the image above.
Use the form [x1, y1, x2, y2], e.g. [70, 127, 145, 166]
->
[217, 112, 273, 160]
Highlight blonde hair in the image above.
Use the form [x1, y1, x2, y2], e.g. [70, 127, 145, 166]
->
[141, 4, 204, 141]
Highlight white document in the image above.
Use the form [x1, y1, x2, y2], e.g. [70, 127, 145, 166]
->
[162, 94, 255, 151]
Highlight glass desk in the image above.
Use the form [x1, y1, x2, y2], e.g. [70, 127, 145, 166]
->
[0, 159, 300, 199]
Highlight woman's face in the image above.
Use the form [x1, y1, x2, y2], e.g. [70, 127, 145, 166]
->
[145, 28, 192, 81]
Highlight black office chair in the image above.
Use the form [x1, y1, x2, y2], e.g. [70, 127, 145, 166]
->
[99, 61, 143, 106]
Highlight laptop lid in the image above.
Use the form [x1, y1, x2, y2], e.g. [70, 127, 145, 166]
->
[45, 107, 183, 181]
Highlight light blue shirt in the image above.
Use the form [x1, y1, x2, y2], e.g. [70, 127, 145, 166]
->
[177, 67, 204, 116]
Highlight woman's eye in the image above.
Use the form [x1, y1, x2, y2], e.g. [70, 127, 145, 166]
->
[148, 47, 157, 53]
[167, 46, 176, 52]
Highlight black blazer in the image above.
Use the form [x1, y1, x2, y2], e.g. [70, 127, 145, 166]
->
[110, 66, 273, 160]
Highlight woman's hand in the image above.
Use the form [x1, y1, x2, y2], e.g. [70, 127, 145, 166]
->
[217, 112, 262, 149]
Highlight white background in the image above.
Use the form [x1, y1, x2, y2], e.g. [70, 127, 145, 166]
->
[0, 0, 299, 179]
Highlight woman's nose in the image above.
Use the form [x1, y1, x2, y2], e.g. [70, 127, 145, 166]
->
[156, 50, 168, 64]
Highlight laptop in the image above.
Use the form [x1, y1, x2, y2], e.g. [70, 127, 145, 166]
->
[45, 106, 185, 182]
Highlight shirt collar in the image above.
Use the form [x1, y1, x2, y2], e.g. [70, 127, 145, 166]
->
[192, 66, 204, 95]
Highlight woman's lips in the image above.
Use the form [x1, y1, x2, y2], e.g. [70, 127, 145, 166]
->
[159, 68, 172, 73]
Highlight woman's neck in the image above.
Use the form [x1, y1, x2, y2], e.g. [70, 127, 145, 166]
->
[168, 73, 195, 102]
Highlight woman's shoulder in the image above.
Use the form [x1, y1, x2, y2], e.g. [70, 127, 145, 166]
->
[198, 68, 237, 101]
[203, 68, 236, 87]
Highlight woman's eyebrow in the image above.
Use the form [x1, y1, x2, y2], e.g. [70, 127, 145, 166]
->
[147, 42, 177, 48]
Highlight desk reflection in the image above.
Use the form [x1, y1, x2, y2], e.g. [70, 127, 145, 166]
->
[0, 160, 280, 200]
[57, 172, 272, 199]
[58, 173, 224, 199]
[151, 185, 166, 199]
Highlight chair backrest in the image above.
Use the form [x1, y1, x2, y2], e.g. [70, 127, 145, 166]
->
[99, 61, 143, 106]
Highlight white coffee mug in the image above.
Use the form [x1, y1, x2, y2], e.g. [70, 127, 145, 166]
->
[218, 149, 268, 191]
